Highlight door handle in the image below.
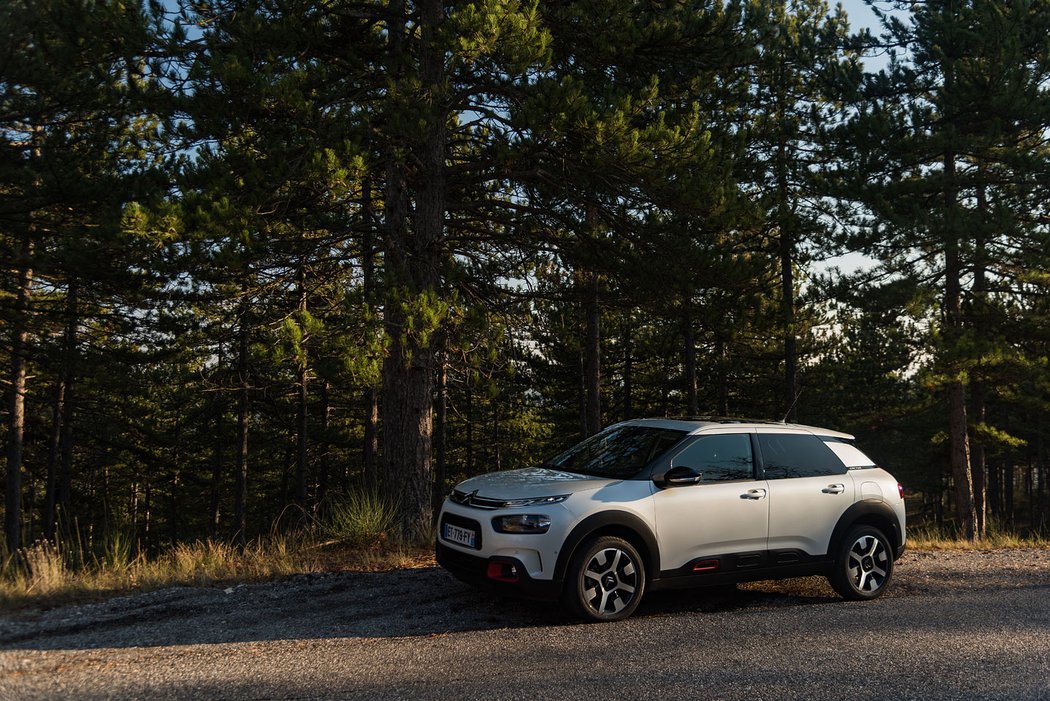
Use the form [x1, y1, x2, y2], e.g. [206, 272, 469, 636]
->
[822, 484, 845, 494]
[741, 488, 767, 500]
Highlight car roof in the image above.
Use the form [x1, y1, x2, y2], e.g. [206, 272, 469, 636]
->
[622, 417, 855, 441]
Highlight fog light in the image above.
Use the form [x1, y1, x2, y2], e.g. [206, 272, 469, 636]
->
[486, 560, 521, 583]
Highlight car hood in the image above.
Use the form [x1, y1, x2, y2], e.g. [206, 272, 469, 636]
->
[453, 467, 614, 500]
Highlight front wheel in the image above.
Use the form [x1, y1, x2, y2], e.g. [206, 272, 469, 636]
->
[828, 525, 894, 600]
[563, 536, 646, 622]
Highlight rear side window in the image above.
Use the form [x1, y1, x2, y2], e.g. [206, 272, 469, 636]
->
[670, 434, 754, 481]
[758, 433, 847, 479]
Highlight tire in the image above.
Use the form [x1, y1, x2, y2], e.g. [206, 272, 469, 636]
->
[563, 536, 646, 622]
[828, 524, 894, 600]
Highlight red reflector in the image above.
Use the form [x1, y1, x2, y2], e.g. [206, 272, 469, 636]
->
[486, 560, 520, 583]
[898, 483, 905, 500]
[693, 559, 719, 572]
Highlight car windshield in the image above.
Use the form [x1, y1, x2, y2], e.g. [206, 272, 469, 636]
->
[545, 424, 687, 479]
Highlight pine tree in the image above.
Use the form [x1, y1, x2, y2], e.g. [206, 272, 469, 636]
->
[845, 0, 1050, 539]
[1, 0, 164, 551]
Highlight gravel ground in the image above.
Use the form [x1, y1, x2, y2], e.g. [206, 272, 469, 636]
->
[0, 548, 1047, 700]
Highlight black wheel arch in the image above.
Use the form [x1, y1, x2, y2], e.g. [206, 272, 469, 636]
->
[829, 500, 904, 560]
[553, 510, 660, 583]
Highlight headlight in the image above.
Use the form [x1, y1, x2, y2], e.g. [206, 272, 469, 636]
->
[492, 514, 552, 534]
[498, 494, 569, 508]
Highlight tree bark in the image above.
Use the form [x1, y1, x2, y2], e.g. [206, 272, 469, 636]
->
[42, 281, 76, 541]
[716, 335, 729, 417]
[361, 176, 378, 490]
[433, 355, 447, 513]
[209, 363, 223, 537]
[969, 182, 989, 538]
[1004, 457, 1014, 529]
[683, 311, 698, 416]
[581, 269, 601, 437]
[57, 332, 76, 533]
[43, 379, 64, 541]
[317, 379, 331, 508]
[295, 261, 309, 507]
[168, 417, 182, 545]
[775, 70, 797, 423]
[233, 279, 250, 549]
[5, 235, 33, 554]
[379, 0, 445, 539]
[942, 138, 976, 541]
[622, 321, 633, 420]
[465, 375, 474, 476]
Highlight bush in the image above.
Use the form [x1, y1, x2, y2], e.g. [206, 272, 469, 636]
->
[319, 490, 399, 548]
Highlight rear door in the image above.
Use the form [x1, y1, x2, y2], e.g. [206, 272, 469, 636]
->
[651, 430, 769, 571]
[757, 429, 854, 557]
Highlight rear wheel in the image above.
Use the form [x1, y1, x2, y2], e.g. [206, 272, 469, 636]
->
[829, 525, 894, 600]
[564, 536, 646, 622]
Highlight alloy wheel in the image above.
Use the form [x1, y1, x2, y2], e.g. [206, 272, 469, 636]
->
[581, 546, 639, 616]
[846, 533, 889, 594]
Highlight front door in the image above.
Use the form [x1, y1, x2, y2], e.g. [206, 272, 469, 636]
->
[652, 431, 769, 571]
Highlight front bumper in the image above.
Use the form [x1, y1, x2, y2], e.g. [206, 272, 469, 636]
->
[435, 542, 562, 600]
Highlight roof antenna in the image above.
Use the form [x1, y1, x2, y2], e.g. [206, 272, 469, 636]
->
[781, 387, 803, 424]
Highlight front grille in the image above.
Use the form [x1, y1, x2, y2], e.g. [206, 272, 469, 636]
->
[450, 489, 505, 510]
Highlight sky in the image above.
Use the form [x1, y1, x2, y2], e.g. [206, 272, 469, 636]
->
[839, 0, 882, 32]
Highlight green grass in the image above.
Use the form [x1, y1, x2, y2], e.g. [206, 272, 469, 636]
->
[318, 490, 400, 548]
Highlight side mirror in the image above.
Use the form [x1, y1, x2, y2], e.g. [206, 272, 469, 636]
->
[657, 465, 703, 488]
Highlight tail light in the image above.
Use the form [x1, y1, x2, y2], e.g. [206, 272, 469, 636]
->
[897, 483, 905, 500]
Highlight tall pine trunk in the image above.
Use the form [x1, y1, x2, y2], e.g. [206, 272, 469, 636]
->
[380, 0, 445, 538]
[42, 379, 64, 541]
[622, 321, 633, 420]
[361, 177, 378, 490]
[46, 275, 76, 542]
[775, 71, 797, 423]
[5, 234, 33, 554]
[969, 181, 990, 538]
[433, 354, 447, 514]
[943, 140, 976, 541]
[57, 286, 78, 533]
[295, 261, 309, 507]
[581, 269, 601, 437]
[233, 279, 250, 548]
[45, 277, 79, 540]
[317, 380, 331, 507]
[716, 335, 729, 417]
[209, 362, 223, 537]
[682, 311, 698, 416]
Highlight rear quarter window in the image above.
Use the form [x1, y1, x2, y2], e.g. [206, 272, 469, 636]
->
[758, 433, 848, 479]
[823, 441, 877, 469]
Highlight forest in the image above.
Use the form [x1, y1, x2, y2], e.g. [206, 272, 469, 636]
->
[2, 0, 1050, 566]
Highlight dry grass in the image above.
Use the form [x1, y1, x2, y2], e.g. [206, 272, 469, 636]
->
[907, 523, 1050, 550]
[0, 535, 434, 611]
[5, 503, 1043, 611]
[0, 489, 439, 610]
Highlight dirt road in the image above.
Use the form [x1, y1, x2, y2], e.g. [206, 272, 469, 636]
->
[1, 548, 1048, 700]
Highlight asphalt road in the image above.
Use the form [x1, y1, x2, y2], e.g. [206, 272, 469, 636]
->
[1, 549, 1048, 700]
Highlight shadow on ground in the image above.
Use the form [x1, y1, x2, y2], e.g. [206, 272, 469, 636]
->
[0, 567, 854, 651]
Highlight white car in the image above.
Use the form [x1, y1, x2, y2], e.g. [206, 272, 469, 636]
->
[436, 418, 906, 621]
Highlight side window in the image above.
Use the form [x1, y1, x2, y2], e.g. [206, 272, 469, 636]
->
[758, 433, 848, 479]
[670, 434, 754, 482]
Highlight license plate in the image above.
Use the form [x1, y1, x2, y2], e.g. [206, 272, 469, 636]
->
[443, 523, 477, 548]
